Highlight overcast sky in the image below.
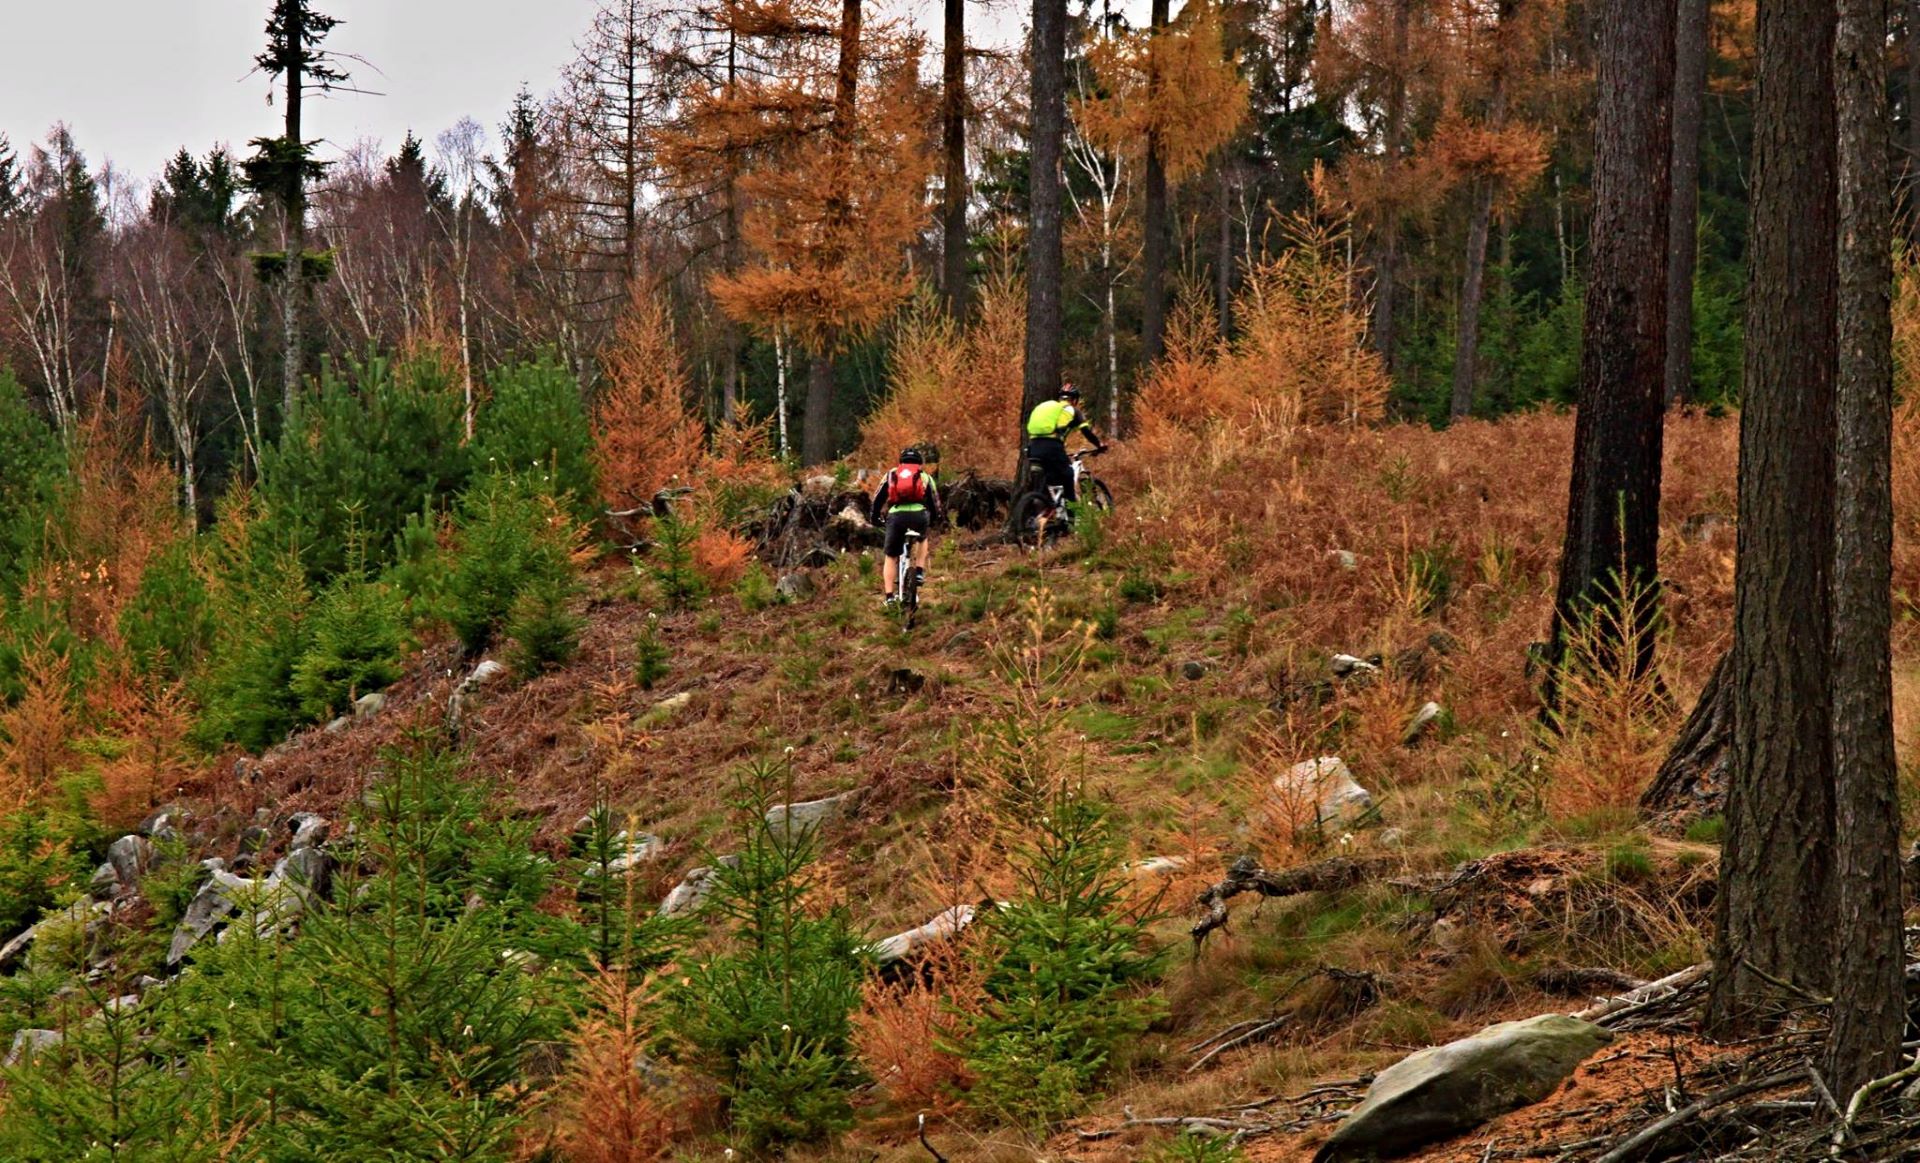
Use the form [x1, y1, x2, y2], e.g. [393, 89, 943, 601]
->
[0, 0, 1047, 195]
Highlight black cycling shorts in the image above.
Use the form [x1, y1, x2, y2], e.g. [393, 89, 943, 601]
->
[1026, 437, 1075, 503]
[883, 509, 931, 557]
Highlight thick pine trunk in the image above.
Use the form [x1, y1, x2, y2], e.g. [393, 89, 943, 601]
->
[1022, 0, 1068, 464]
[1826, 0, 1902, 1096]
[1906, 0, 1920, 232]
[1546, 0, 1675, 689]
[1663, 0, 1709, 406]
[1141, 0, 1172, 368]
[941, 0, 970, 318]
[803, 350, 836, 466]
[1709, 0, 1840, 1035]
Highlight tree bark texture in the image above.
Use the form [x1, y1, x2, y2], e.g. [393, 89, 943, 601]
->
[1641, 649, 1732, 826]
[1664, 0, 1709, 406]
[1449, 0, 1515, 421]
[1826, 0, 1902, 1095]
[941, 0, 970, 319]
[1023, 0, 1068, 435]
[1371, 0, 1412, 373]
[803, 350, 837, 466]
[1140, 0, 1172, 369]
[1547, 0, 1675, 686]
[1906, 0, 1920, 230]
[1710, 0, 1840, 1034]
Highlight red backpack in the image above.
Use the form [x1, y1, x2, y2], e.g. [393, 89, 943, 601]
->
[887, 464, 929, 505]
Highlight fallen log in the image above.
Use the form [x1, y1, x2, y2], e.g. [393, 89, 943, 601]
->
[1192, 855, 1390, 946]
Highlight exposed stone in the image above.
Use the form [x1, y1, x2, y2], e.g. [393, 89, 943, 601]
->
[108, 835, 155, 885]
[6, 1028, 62, 1066]
[1181, 660, 1211, 681]
[323, 715, 351, 735]
[1377, 827, 1408, 850]
[1128, 856, 1191, 877]
[766, 788, 865, 836]
[582, 832, 662, 878]
[658, 856, 741, 918]
[141, 808, 184, 843]
[289, 812, 330, 852]
[88, 863, 120, 900]
[775, 572, 817, 601]
[1403, 702, 1445, 746]
[0, 924, 35, 971]
[168, 871, 252, 965]
[447, 659, 509, 734]
[885, 668, 927, 696]
[1330, 653, 1381, 678]
[276, 847, 334, 897]
[238, 825, 272, 854]
[638, 691, 693, 727]
[1273, 757, 1375, 829]
[354, 690, 388, 717]
[1313, 1015, 1614, 1162]
[1330, 549, 1359, 571]
[871, 904, 976, 967]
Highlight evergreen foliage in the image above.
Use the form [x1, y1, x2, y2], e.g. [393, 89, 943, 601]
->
[446, 472, 581, 655]
[472, 357, 596, 510]
[0, 369, 64, 597]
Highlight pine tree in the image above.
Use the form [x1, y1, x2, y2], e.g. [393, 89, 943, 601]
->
[0, 133, 24, 219]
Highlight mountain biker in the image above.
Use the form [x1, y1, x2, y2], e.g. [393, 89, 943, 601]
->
[1024, 382, 1107, 506]
[869, 448, 943, 606]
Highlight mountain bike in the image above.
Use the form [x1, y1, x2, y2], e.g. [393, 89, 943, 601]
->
[1009, 448, 1113, 547]
[897, 528, 924, 628]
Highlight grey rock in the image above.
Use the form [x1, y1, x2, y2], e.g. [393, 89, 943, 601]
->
[1330, 653, 1380, 678]
[1181, 660, 1211, 681]
[323, 715, 351, 735]
[871, 904, 976, 967]
[276, 847, 333, 897]
[775, 572, 816, 601]
[134, 974, 167, 994]
[766, 788, 865, 836]
[0, 926, 37, 972]
[167, 870, 262, 965]
[354, 690, 387, 717]
[1314, 1014, 1613, 1162]
[6, 1028, 62, 1066]
[1127, 855, 1191, 877]
[658, 856, 741, 918]
[1377, 827, 1408, 850]
[582, 832, 662, 878]
[1403, 702, 1444, 746]
[238, 825, 272, 854]
[88, 863, 120, 900]
[1273, 757, 1375, 828]
[288, 813, 330, 852]
[108, 835, 155, 885]
[447, 659, 509, 734]
[141, 808, 184, 844]
[639, 691, 694, 727]
[1330, 549, 1359, 571]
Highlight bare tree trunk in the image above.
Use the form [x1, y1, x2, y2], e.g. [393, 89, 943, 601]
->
[941, 0, 970, 319]
[775, 327, 790, 459]
[1710, 0, 1840, 1035]
[1451, 181, 1496, 420]
[1140, 0, 1172, 368]
[1906, 0, 1920, 232]
[282, 5, 306, 419]
[804, 349, 836, 465]
[723, 29, 744, 418]
[1372, 0, 1413, 373]
[1546, 0, 1675, 692]
[1216, 161, 1233, 338]
[1023, 0, 1068, 460]
[1664, 0, 1709, 406]
[1826, 0, 1902, 1096]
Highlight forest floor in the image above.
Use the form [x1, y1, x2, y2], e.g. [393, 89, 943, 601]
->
[152, 408, 1920, 1160]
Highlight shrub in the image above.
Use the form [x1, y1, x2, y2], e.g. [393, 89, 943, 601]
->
[633, 615, 671, 689]
[0, 369, 64, 598]
[117, 535, 213, 681]
[669, 762, 868, 1151]
[693, 526, 754, 591]
[646, 513, 707, 611]
[506, 570, 584, 677]
[735, 561, 780, 612]
[289, 572, 406, 721]
[447, 472, 582, 654]
[193, 499, 314, 750]
[595, 293, 704, 511]
[259, 353, 471, 582]
[963, 780, 1162, 1132]
[473, 357, 597, 511]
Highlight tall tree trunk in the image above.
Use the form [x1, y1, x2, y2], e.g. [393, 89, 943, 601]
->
[1022, 0, 1068, 457]
[941, 0, 970, 318]
[1906, 0, 1920, 232]
[281, 0, 306, 418]
[723, 30, 743, 418]
[1664, 0, 1709, 406]
[1141, 0, 1172, 368]
[1372, 0, 1413, 372]
[804, 349, 836, 465]
[1451, 181, 1496, 420]
[1216, 160, 1233, 338]
[1450, 0, 1515, 421]
[1826, 0, 1902, 1097]
[801, 0, 863, 465]
[1708, 0, 1839, 1035]
[1546, 0, 1675, 693]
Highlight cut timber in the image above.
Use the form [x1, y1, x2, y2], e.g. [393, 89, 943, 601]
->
[1192, 855, 1389, 945]
[1641, 650, 1731, 829]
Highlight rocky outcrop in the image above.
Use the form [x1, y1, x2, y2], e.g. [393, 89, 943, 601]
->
[1313, 1014, 1613, 1161]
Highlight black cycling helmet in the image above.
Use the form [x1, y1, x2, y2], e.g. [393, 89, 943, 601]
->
[1060, 381, 1081, 399]
[898, 447, 924, 464]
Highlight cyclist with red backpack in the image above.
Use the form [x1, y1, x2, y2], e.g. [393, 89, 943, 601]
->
[869, 448, 943, 606]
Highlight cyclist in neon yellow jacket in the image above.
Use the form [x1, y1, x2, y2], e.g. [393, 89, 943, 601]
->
[1024, 383, 1106, 504]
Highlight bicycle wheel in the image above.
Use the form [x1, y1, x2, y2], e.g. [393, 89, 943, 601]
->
[1085, 479, 1115, 512]
[900, 566, 920, 624]
[1009, 490, 1053, 547]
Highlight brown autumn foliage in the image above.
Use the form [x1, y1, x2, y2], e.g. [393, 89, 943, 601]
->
[595, 292, 706, 511]
[86, 671, 199, 832]
[1076, 0, 1249, 179]
[0, 647, 79, 812]
[543, 964, 677, 1162]
[852, 937, 985, 1113]
[857, 273, 1026, 476]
